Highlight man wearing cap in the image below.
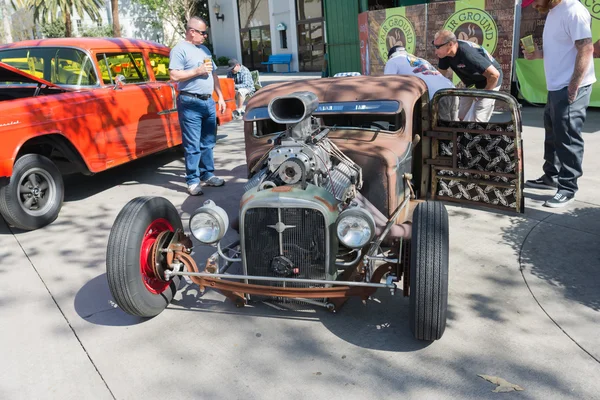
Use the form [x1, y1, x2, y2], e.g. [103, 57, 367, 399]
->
[170, 16, 227, 195]
[226, 59, 255, 120]
[522, 0, 595, 208]
[384, 45, 457, 121]
[432, 29, 503, 122]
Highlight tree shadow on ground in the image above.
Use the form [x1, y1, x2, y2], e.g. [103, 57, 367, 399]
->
[77, 265, 437, 352]
[446, 191, 600, 313]
[63, 148, 185, 202]
[501, 203, 600, 313]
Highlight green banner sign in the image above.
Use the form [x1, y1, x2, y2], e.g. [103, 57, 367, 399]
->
[516, 1, 600, 106]
[364, 0, 516, 92]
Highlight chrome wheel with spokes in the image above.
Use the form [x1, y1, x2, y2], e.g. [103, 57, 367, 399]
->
[17, 167, 57, 217]
[0, 154, 64, 230]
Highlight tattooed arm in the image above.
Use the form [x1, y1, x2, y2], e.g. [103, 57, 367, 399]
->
[568, 37, 594, 103]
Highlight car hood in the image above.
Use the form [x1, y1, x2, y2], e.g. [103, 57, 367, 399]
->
[0, 61, 73, 90]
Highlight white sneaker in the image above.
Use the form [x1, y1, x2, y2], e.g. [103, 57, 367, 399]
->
[202, 176, 225, 187]
[187, 183, 203, 196]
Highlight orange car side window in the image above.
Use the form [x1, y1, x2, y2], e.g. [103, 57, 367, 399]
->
[96, 52, 149, 85]
[148, 53, 170, 81]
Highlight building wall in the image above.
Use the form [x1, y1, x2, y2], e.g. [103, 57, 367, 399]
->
[207, 0, 302, 72]
[269, 0, 298, 72]
[207, 0, 242, 61]
[324, 0, 361, 75]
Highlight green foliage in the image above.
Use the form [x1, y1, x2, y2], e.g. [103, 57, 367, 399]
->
[41, 20, 66, 38]
[131, 0, 209, 35]
[13, 0, 104, 37]
[30, 0, 104, 23]
[80, 24, 113, 37]
[216, 56, 230, 66]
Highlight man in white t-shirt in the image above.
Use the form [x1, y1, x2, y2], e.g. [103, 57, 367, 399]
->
[522, 0, 595, 208]
[384, 46, 458, 121]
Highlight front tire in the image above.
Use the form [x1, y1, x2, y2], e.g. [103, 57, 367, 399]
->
[0, 154, 64, 230]
[107, 197, 183, 317]
[409, 201, 449, 341]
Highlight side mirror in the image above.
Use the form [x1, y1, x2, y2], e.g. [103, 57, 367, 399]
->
[113, 74, 126, 90]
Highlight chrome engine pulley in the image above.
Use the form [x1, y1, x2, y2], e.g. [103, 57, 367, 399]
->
[278, 158, 305, 184]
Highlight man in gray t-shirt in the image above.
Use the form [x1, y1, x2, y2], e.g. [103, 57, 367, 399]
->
[169, 16, 227, 195]
[522, 0, 595, 208]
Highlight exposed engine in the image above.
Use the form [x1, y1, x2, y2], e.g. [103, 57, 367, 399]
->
[245, 91, 362, 203]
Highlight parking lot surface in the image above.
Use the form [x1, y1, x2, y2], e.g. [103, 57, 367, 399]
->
[1, 106, 599, 399]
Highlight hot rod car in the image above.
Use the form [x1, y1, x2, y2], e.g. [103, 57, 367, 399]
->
[106, 76, 524, 341]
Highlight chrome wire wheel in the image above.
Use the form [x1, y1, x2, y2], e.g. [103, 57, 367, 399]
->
[17, 167, 57, 217]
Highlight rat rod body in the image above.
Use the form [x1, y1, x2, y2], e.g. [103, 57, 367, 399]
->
[106, 76, 524, 341]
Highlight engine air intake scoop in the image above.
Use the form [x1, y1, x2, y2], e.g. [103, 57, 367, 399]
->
[268, 91, 319, 125]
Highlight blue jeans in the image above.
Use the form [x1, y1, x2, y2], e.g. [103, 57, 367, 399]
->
[177, 95, 217, 185]
[543, 85, 592, 196]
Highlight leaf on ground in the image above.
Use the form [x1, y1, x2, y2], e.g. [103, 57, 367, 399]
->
[478, 374, 525, 393]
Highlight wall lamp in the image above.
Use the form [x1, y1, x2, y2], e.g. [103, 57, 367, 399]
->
[213, 4, 225, 21]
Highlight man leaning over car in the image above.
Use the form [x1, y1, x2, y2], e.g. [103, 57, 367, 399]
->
[433, 29, 502, 122]
[170, 16, 227, 196]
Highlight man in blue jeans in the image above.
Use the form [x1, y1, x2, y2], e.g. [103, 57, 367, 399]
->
[169, 16, 227, 195]
[522, 0, 595, 208]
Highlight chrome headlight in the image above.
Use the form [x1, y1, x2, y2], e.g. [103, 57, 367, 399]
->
[335, 207, 375, 249]
[189, 200, 229, 244]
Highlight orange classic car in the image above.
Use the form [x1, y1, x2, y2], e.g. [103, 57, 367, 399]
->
[0, 38, 236, 230]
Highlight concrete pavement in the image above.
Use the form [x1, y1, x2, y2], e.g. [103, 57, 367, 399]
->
[0, 101, 599, 399]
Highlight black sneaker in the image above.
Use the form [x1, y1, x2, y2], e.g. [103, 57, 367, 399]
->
[544, 191, 574, 208]
[525, 175, 558, 190]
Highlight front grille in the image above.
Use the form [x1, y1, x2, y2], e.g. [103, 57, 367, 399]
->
[243, 207, 328, 288]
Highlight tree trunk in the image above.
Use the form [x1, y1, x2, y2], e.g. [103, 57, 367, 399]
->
[111, 0, 121, 37]
[1, 0, 13, 44]
[65, 11, 72, 37]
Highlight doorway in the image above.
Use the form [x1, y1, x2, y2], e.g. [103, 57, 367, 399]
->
[240, 26, 272, 71]
[296, 0, 325, 72]
[297, 20, 324, 72]
[238, 0, 271, 71]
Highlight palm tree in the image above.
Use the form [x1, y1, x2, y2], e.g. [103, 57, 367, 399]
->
[110, 0, 120, 37]
[13, 0, 104, 37]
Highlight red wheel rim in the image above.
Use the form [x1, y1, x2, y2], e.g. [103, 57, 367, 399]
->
[140, 218, 174, 294]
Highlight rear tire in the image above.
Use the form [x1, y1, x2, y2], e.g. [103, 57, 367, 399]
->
[0, 154, 64, 230]
[106, 197, 183, 317]
[409, 201, 449, 341]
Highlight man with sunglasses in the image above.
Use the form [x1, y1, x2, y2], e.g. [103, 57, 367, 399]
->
[169, 16, 227, 196]
[433, 30, 502, 123]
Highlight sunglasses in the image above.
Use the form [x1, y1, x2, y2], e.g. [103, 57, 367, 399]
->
[432, 40, 450, 49]
[188, 27, 208, 36]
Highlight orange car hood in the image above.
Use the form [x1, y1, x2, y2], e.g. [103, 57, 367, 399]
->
[0, 61, 72, 90]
